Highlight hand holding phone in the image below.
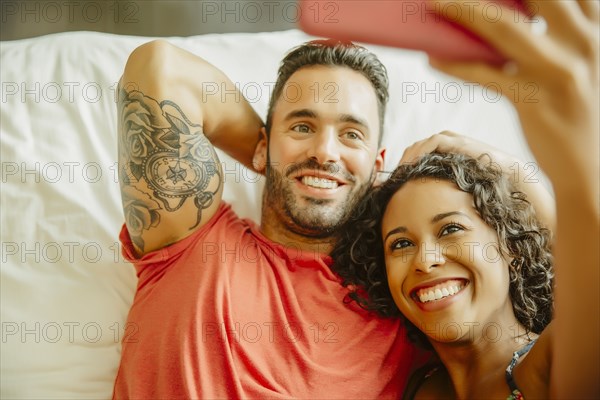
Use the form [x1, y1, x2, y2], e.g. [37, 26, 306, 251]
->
[298, 0, 530, 64]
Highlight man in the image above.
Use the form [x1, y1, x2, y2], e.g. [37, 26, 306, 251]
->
[114, 39, 416, 399]
[114, 36, 554, 398]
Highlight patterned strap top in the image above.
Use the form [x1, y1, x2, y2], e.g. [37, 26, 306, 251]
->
[505, 340, 537, 400]
[403, 339, 538, 400]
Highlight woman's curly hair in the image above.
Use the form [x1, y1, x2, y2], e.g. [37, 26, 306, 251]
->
[331, 152, 554, 348]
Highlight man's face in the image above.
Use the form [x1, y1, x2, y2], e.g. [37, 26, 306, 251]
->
[255, 65, 384, 237]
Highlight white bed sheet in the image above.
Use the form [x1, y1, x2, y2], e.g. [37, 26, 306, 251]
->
[0, 29, 532, 398]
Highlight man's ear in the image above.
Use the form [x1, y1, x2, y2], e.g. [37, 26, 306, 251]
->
[252, 127, 268, 173]
[372, 147, 386, 187]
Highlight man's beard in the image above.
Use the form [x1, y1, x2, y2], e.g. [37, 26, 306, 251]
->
[264, 157, 374, 238]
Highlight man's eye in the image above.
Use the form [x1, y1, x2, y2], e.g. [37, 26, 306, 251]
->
[342, 131, 362, 140]
[292, 124, 311, 133]
[440, 223, 464, 237]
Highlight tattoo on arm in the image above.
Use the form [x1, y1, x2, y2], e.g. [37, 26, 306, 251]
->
[118, 89, 222, 251]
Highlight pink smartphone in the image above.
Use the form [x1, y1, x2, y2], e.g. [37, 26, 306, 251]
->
[298, 0, 528, 64]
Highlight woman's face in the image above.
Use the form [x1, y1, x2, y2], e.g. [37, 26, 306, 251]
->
[381, 178, 515, 344]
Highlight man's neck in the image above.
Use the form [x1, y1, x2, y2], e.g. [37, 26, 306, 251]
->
[260, 207, 335, 255]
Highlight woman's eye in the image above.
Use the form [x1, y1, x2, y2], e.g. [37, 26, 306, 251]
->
[292, 124, 311, 133]
[440, 224, 463, 237]
[391, 238, 413, 250]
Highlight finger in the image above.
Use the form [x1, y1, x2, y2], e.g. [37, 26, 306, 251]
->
[399, 136, 440, 164]
[438, 130, 460, 138]
[433, 0, 551, 66]
[429, 58, 532, 104]
[421, 130, 509, 164]
[425, 132, 467, 155]
[399, 132, 463, 164]
[430, 57, 500, 80]
[577, 0, 600, 22]
[532, 0, 594, 42]
[399, 142, 425, 165]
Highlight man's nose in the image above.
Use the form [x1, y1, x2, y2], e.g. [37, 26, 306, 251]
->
[306, 128, 341, 165]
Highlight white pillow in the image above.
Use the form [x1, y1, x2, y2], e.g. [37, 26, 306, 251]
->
[0, 29, 529, 399]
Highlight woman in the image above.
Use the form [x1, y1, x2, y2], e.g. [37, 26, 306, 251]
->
[333, 151, 553, 398]
[333, 1, 599, 397]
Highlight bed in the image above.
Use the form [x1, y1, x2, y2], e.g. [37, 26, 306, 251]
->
[0, 29, 533, 398]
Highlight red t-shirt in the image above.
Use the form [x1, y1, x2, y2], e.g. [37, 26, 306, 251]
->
[113, 203, 417, 399]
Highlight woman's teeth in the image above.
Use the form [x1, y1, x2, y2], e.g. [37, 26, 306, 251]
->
[416, 281, 465, 303]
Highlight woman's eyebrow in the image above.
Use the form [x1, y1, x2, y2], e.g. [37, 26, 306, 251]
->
[431, 211, 470, 224]
[384, 226, 407, 243]
[383, 211, 472, 242]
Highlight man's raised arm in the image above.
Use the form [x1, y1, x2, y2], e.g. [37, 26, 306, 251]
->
[118, 40, 264, 256]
